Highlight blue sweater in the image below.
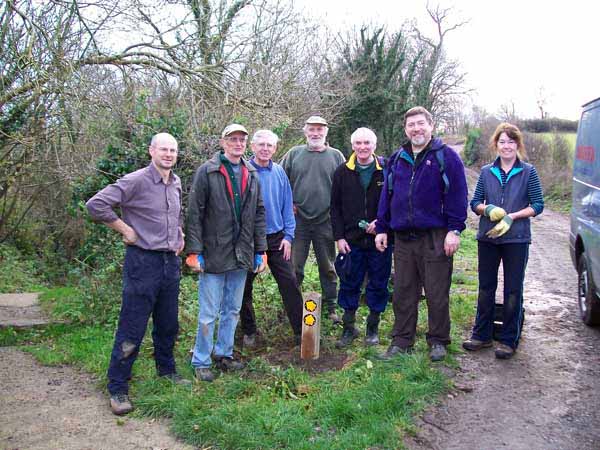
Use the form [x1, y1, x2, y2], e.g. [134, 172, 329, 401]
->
[250, 158, 295, 242]
[376, 138, 468, 234]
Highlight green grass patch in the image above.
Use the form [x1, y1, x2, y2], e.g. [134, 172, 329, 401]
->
[537, 132, 576, 154]
[0, 243, 47, 293]
[5, 230, 479, 449]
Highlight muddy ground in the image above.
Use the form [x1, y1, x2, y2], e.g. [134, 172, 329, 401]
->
[0, 346, 193, 450]
[405, 205, 600, 449]
[2, 167, 599, 449]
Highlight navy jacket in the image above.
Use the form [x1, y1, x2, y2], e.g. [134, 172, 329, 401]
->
[330, 153, 385, 249]
[376, 138, 468, 234]
[472, 159, 542, 244]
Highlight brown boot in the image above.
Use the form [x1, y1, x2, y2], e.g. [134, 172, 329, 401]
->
[110, 393, 134, 416]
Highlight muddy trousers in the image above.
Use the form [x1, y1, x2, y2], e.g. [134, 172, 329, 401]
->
[240, 231, 303, 337]
[390, 229, 453, 348]
[107, 246, 181, 395]
[471, 241, 529, 349]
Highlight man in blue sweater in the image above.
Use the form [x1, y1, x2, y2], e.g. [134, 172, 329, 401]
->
[239, 130, 303, 346]
[375, 107, 468, 362]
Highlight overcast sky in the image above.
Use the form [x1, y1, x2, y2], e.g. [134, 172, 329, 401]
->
[298, 0, 598, 120]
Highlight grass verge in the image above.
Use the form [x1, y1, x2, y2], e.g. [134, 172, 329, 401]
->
[1, 229, 479, 449]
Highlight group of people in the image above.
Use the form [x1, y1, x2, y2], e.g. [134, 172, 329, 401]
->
[86, 106, 543, 416]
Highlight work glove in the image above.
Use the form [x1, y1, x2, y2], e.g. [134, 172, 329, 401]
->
[484, 204, 507, 222]
[254, 253, 265, 273]
[486, 216, 513, 239]
[186, 253, 205, 271]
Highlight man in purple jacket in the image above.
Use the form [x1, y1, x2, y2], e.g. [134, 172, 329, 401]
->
[86, 133, 188, 416]
[375, 107, 468, 362]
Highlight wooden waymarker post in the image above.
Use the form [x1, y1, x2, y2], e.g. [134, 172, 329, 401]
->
[300, 292, 321, 360]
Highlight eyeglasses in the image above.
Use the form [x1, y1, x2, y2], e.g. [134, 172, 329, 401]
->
[225, 137, 247, 143]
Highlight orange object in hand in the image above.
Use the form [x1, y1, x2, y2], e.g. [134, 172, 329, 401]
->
[186, 254, 198, 268]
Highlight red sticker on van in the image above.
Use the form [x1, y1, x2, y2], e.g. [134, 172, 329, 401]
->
[576, 146, 595, 162]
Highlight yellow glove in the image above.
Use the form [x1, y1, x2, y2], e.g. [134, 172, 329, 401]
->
[486, 216, 513, 238]
[484, 204, 507, 222]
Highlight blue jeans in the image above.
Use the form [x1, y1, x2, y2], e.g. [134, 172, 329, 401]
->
[471, 241, 529, 349]
[192, 269, 247, 368]
[107, 246, 181, 395]
[337, 244, 392, 313]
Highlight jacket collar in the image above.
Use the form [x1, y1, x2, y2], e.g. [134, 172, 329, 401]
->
[345, 152, 383, 171]
[249, 157, 273, 171]
[206, 151, 256, 173]
[490, 157, 524, 184]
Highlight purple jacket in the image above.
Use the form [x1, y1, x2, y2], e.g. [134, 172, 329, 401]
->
[376, 138, 468, 234]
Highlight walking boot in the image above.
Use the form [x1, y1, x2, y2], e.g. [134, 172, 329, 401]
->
[364, 312, 380, 346]
[336, 309, 359, 348]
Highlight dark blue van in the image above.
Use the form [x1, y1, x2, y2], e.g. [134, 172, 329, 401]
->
[570, 96, 600, 325]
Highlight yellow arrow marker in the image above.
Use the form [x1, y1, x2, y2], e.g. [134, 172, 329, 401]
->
[304, 299, 317, 312]
[303, 314, 316, 326]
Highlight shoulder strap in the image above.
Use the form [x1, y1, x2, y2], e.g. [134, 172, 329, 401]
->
[435, 148, 450, 195]
[385, 151, 400, 194]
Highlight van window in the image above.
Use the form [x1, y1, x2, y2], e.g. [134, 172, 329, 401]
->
[574, 106, 600, 183]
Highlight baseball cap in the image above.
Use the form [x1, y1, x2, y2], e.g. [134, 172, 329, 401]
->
[222, 124, 249, 138]
[305, 115, 328, 126]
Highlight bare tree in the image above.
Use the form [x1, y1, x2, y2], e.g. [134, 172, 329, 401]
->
[411, 3, 470, 123]
[536, 86, 548, 119]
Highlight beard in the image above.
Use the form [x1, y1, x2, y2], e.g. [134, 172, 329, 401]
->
[410, 135, 428, 147]
[307, 137, 326, 149]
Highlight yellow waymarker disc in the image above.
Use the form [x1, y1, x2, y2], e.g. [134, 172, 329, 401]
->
[304, 299, 317, 312]
[303, 314, 316, 326]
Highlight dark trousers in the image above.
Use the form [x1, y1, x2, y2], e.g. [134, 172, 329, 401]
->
[107, 246, 181, 395]
[471, 241, 529, 349]
[292, 216, 338, 312]
[337, 244, 392, 313]
[391, 228, 453, 347]
[240, 231, 303, 336]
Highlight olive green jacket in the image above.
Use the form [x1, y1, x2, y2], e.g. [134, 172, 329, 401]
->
[185, 152, 267, 273]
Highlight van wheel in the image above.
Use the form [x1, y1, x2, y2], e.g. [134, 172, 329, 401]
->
[577, 255, 600, 326]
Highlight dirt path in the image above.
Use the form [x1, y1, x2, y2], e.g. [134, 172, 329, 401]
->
[0, 347, 193, 450]
[406, 192, 600, 449]
[0, 294, 193, 450]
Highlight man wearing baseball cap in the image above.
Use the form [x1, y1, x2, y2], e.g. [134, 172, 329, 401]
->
[280, 115, 346, 323]
[186, 124, 267, 382]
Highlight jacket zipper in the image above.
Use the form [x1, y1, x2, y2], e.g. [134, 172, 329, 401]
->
[408, 162, 416, 227]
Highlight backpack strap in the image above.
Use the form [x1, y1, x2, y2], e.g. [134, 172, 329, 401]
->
[385, 151, 400, 195]
[435, 148, 449, 195]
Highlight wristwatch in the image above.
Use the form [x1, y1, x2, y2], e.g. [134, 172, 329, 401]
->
[451, 230, 461, 236]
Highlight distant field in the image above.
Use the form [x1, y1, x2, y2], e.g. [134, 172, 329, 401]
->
[536, 132, 577, 154]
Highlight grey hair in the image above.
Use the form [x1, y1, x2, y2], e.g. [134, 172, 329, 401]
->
[350, 127, 377, 145]
[251, 129, 279, 144]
